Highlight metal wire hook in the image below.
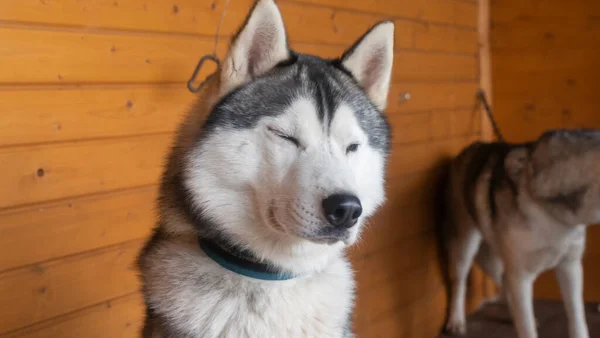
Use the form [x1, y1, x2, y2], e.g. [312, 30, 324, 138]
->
[187, 54, 220, 93]
[186, 0, 230, 93]
[477, 89, 505, 142]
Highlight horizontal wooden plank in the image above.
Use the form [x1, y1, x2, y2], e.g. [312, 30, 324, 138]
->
[2, 0, 477, 54]
[352, 231, 439, 291]
[393, 52, 478, 82]
[0, 86, 192, 146]
[0, 27, 477, 84]
[491, 19, 600, 51]
[0, 27, 225, 85]
[4, 0, 478, 31]
[387, 135, 476, 179]
[493, 98, 600, 143]
[0, 109, 477, 209]
[386, 82, 478, 114]
[4, 293, 144, 338]
[0, 82, 476, 147]
[354, 261, 445, 330]
[390, 108, 481, 145]
[413, 22, 478, 54]
[492, 49, 600, 74]
[491, 0, 600, 23]
[0, 168, 445, 273]
[2, 0, 223, 35]
[356, 286, 446, 338]
[0, 240, 143, 334]
[292, 0, 478, 27]
[226, 0, 478, 53]
[353, 244, 446, 337]
[352, 170, 446, 258]
[492, 70, 600, 99]
[0, 134, 170, 209]
[0, 186, 156, 272]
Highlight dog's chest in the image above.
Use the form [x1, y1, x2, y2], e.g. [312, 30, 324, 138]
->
[150, 252, 355, 338]
[219, 273, 355, 338]
[505, 224, 587, 273]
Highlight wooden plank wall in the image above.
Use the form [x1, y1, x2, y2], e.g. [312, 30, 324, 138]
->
[0, 0, 483, 337]
[491, 0, 600, 302]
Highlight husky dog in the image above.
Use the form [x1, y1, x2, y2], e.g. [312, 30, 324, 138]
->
[137, 0, 394, 336]
[443, 129, 600, 338]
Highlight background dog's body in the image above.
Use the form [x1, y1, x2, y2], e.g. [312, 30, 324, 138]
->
[137, 1, 395, 337]
[444, 130, 600, 338]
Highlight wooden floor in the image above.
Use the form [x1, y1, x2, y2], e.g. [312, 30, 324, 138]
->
[439, 300, 600, 338]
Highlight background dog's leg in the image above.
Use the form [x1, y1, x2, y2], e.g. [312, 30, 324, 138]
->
[475, 242, 503, 290]
[556, 259, 590, 338]
[446, 228, 482, 335]
[505, 273, 537, 338]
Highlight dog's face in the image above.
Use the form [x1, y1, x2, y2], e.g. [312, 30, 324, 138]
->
[184, 0, 393, 247]
[516, 129, 600, 225]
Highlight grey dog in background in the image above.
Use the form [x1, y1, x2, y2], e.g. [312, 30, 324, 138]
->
[443, 129, 600, 338]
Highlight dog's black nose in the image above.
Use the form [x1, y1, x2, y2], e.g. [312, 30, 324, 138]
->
[322, 194, 362, 228]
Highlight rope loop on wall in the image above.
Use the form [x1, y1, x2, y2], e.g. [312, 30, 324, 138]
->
[187, 0, 231, 93]
[477, 89, 505, 142]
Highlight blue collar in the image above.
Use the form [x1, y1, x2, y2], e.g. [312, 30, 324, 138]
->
[198, 237, 296, 281]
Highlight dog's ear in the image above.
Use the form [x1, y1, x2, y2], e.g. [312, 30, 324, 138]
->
[339, 21, 395, 111]
[220, 0, 289, 97]
[505, 147, 529, 183]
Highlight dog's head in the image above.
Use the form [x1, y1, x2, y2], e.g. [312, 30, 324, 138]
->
[508, 129, 600, 225]
[183, 0, 394, 254]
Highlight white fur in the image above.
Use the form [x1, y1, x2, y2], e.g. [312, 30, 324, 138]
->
[185, 98, 386, 275]
[144, 237, 355, 337]
[141, 1, 394, 336]
[220, 0, 290, 97]
[342, 22, 395, 111]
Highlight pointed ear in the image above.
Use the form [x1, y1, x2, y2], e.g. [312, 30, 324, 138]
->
[340, 21, 395, 110]
[220, 0, 290, 96]
[505, 147, 529, 182]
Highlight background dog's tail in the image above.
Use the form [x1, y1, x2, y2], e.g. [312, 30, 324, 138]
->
[432, 158, 453, 318]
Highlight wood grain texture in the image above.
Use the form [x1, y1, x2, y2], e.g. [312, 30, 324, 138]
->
[491, 0, 600, 302]
[0, 186, 156, 272]
[0, 110, 477, 210]
[0, 86, 192, 146]
[3, 293, 144, 338]
[0, 83, 477, 147]
[0, 27, 225, 84]
[0, 135, 170, 209]
[291, 0, 478, 27]
[0, 27, 477, 84]
[491, 0, 600, 23]
[2, 0, 223, 35]
[387, 135, 477, 179]
[0, 240, 143, 334]
[387, 82, 479, 114]
[390, 108, 480, 145]
[2, 0, 478, 43]
[491, 19, 600, 51]
[0, 0, 483, 336]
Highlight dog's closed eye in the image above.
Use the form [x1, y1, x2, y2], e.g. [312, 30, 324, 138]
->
[346, 143, 360, 154]
[268, 126, 301, 148]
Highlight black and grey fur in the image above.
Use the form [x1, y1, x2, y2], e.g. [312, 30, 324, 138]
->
[443, 129, 600, 338]
[137, 0, 395, 337]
